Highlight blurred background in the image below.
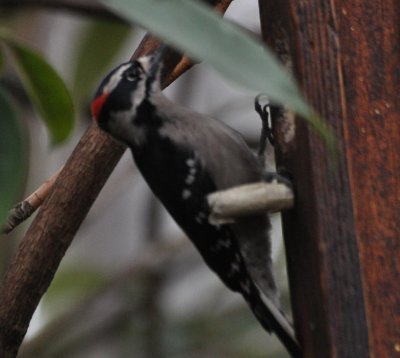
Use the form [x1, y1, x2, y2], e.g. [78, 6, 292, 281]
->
[0, 0, 292, 357]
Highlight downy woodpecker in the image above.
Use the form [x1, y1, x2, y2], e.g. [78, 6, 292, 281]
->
[91, 47, 300, 357]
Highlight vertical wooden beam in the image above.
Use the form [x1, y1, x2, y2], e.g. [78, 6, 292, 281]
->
[334, 1, 400, 356]
[259, 1, 400, 356]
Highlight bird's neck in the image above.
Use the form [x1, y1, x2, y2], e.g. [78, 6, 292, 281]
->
[134, 96, 161, 127]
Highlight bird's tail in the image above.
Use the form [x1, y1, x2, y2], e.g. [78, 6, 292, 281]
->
[246, 285, 302, 357]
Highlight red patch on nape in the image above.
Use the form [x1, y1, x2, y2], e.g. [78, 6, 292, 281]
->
[91, 93, 109, 121]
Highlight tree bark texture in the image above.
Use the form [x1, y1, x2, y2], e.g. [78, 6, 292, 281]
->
[259, 1, 400, 357]
[0, 2, 233, 357]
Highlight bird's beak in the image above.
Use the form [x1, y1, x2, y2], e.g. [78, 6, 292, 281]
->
[91, 92, 109, 121]
[148, 44, 167, 79]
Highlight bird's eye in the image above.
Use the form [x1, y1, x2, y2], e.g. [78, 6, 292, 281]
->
[124, 70, 138, 82]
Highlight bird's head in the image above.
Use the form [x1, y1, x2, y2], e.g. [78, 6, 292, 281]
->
[91, 47, 165, 138]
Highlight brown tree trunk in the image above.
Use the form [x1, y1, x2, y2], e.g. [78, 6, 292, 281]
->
[259, 1, 400, 357]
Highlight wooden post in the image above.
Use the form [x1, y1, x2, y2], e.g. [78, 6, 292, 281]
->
[259, 1, 400, 357]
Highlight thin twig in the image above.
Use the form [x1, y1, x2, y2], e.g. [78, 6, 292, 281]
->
[166, 55, 195, 86]
[2, 168, 62, 234]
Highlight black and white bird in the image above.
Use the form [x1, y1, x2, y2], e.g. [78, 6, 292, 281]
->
[91, 47, 300, 357]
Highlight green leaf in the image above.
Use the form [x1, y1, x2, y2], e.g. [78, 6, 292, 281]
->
[1, 35, 74, 144]
[102, 0, 334, 148]
[72, 20, 132, 100]
[0, 87, 26, 225]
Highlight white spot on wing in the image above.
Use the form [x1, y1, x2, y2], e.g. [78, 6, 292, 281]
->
[182, 189, 191, 200]
[185, 174, 195, 185]
[183, 156, 197, 195]
[189, 167, 196, 175]
[186, 158, 196, 167]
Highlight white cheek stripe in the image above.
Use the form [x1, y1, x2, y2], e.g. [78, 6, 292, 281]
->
[131, 77, 146, 110]
[103, 64, 131, 94]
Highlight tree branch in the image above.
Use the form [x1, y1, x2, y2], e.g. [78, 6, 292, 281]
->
[0, 2, 233, 357]
[2, 168, 62, 234]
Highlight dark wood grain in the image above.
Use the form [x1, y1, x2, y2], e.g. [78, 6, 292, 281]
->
[260, 0, 400, 357]
[335, 1, 400, 356]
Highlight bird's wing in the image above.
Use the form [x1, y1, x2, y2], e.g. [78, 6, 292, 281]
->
[157, 96, 278, 300]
